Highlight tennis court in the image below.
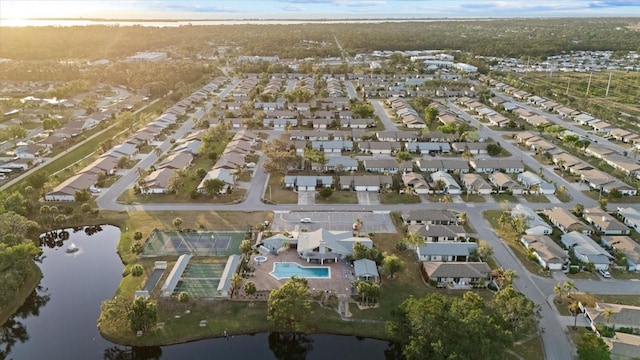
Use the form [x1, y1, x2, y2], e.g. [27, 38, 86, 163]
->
[142, 230, 246, 257]
[173, 263, 226, 298]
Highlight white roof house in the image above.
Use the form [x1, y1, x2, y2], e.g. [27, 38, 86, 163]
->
[617, 207, 640, 231]
[297, 228, 372, 263]
[430, 170, 461, 194]
[560, 232, 613, 270]
[517, 171, 556, 195]
[511, 204, 553, 235]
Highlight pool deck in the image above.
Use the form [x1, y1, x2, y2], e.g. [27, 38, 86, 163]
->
[250, 250, 355, 296]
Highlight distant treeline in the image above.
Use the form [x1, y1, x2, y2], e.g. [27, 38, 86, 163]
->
[0, 18, 639, 61]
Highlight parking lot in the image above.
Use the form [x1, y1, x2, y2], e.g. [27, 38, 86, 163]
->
[271, 211, 397, 233]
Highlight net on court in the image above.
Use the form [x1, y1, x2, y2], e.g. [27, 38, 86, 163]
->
[173, 262, 226, 298]
[143, 230, 246, 257]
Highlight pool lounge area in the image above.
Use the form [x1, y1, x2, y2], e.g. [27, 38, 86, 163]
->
[249, 250, 354, 295]
[270, 262, 330, 280]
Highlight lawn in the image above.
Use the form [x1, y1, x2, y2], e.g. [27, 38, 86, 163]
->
[483, 210, 552, 278]
[522, 194, 551, 203]
[510, 336, 545, 360]
[555, 292, 640, 316]
[582, 190, 640, 204]
[566, 271, 599, 280]
[462, 194, 486, 202]
[315, 191, 358, 204]
[264, 174, 298, 204]
[380, 192, 421, 204]
[555, 191, 571, 203]
[492, 194, 518, 203]
[118, 188, 246, 204]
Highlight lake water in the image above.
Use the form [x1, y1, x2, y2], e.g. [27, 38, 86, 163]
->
[1, 225, 391, 359]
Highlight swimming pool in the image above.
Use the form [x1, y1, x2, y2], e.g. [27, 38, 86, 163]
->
[270, 262, 330, 280]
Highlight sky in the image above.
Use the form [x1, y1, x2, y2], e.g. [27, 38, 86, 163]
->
[1, 0, 640, 20]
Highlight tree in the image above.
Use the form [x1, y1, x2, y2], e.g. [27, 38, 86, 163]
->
[563, 280, 577, 299]
[42, 117, 61, 130]
[585, 261, 596, 273]
[172, 217, 183, 230]
[554, 283, 565, 303]
[231, 273, 243, 297]
[386, 293, 513, 360]
[432, 179, 446, 193]
[603, 308, 613, 325]
[128, 296, 158, 332]
[457, 211, 467, 225]
[244, 281, 257, 296]
[202, 178, 226, 196]
[494, 267, 518, 289]
[395, 150, 413, 162]
[382, 254, 404, 278]
[267, 277, 311, 333]
[577, 333, 610, 360]
[318, 187, 333, 199]
[511, 214, 529, 235]
[239, 239, 253, 257]
[475, 240, 494, 261]
[402, 232, 424, 249]
[424, 106, 438, 124]
[568, 301, 581, 330]
[574, 203, 585, 217]
[598, 198, 608, 211]
[352, 241, 370, 260]
[487, 143, 502, 156]
[74, 188, 91, 202]
[178, 291, 190, 308]
[130, 243, 144, 255]
[130, 264, 144, 277]
[491, 285, 540, 336]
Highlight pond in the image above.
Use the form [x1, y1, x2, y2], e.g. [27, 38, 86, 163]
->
[1, 225, 393, 359]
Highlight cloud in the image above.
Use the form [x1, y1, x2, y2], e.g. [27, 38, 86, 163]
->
[278, 0, 386, 6]
[279, 4, 306, 12]
[152, 1, 242, 13]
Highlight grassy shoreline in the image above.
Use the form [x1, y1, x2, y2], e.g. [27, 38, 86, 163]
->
[0, 261, 42, 325]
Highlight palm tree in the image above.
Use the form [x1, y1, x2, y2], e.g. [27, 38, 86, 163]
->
[497, 212, 512, 231]
[457, 212, 467, 225]
[154, 147, 162, 158]
[494, 268, 518, 288]
[568, 301, 581, 330]
[631, 146, 640, 160]
[554, 283, 564, 303]
[230, 273, 243, 298]
[563, 280, 577, 299]
[441, 194, 452, 204]
[178, 291, 190, 309]
[603, 308, 614, 328]
[461, 148, 474, 162]
[556, 158, 566, 175]
[432, 179, 446, 194]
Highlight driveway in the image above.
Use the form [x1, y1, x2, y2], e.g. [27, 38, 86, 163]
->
[357, 191, 380, 205]
[297, 190, 316, 205]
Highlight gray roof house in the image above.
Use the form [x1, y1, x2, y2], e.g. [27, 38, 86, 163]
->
[416, 242, 478, 262]
[400, 209, 459, 226]
[421, 262, 492, 287]
[297, 228, 373, 263]
[353, 258, 380, 282]
[560, 231, 613, 270]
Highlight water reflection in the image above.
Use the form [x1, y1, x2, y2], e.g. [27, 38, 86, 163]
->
[268, 332, 314, 360]
[0, 285, 51, 359]
[103, 346, 163, 360]
[38, 225, 104, 248]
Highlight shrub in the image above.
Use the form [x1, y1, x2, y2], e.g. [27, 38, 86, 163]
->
[133, 231, 143, 240]
[569, 266, 580, 274]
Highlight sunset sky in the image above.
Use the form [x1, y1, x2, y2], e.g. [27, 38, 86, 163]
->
[1, 0, 639, 20]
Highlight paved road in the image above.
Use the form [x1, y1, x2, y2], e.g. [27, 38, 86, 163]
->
[345, 80, 358, 100]
[370, 99, 399, 131]
[490, 90, 631, 157]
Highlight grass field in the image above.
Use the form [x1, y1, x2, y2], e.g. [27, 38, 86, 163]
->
[265, 174, 298, 204]
[315, 190, 358, 204]
[380, 192, 421, 204]
[522, 194, 551, 203]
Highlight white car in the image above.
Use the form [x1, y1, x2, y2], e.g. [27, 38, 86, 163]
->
[598, 269, 611, 278]
[300, 218, 312, 223]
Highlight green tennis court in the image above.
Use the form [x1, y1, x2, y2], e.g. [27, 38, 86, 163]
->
[173, 263, 226, 298]
[143, 230, 246, 257]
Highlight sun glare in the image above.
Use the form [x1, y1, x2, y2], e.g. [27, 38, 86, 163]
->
[1, 1, 97, 20]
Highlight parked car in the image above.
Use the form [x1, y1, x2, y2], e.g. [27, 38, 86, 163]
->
[300, 218, 312, 223]
[598, 269, 611, 278]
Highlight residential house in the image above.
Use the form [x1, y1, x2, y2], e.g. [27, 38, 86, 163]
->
[140, 168, 175, 194]
[450, 142, 489, 155]
[583, 207, 630, 235]
[560, 232, 612, 270]
[105, 143, 139, 160]
[44, 173, 97, 202]
[517, 171, 556, 195]
[353, 259, 380, 282]
[520, 235, 567, 270]
[297, 228, 372, 263]
[400, 209, 459, 226]
[461, 173, 493, 195]
[339, 175, 392, 192]
[283, 175, 333, 191]
[311, 140, 354, 154]
[376, 131, 419, 142]
[416, 242, 478, 262]
[402, 172, 430, 194]
[617, 207, 640, 231]
[421, 262, 492, 287]
[544, 207, 592, 234]
[405, 142, 452, 154]
[357, 141, 401, 155]
[413, 224, 467, 242]
[312, 156, 358, 172]
[512, 204, 553, 235]
[363, 159, 403, 174]
[429, 171, 462, 194]
[603, 332, 640, 359]
[489, 172, 523, 194]
[80, 156, 119, 176]
[470, 159, 524, 173]
[601, 236, 640, 271]
[156, 152, 193, 170]
[583, 303, 640, 334]
[197, 168, 235, 194]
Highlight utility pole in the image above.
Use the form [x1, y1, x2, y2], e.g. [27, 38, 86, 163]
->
[605, 72, 612, 97]
[586, 73, 592, 96]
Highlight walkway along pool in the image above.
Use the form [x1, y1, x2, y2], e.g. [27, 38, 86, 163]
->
[270, 262, 330, 280]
